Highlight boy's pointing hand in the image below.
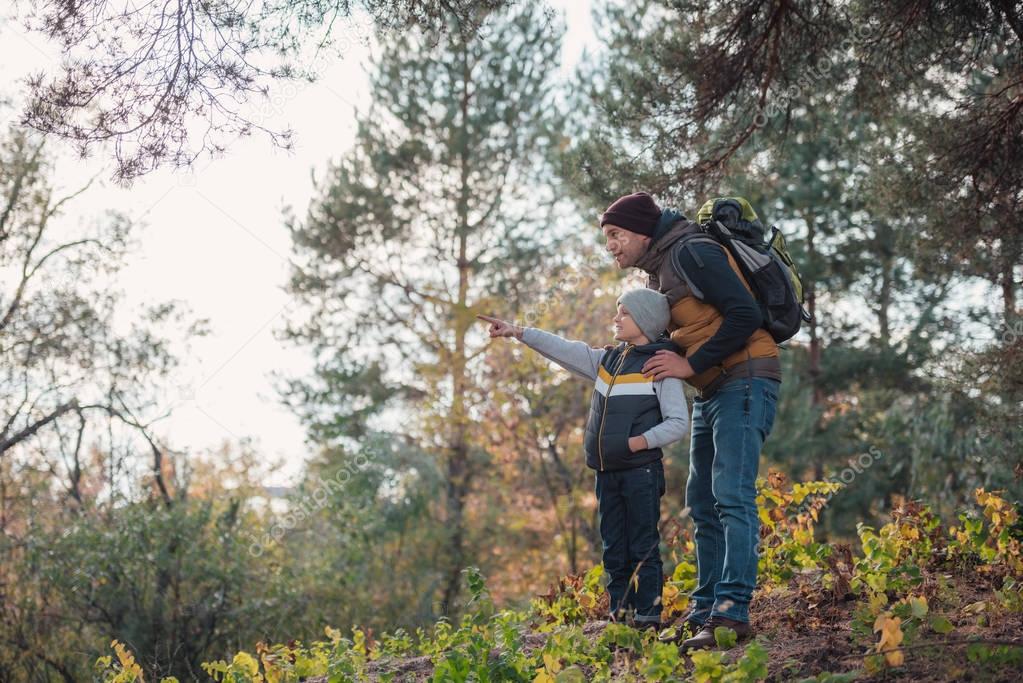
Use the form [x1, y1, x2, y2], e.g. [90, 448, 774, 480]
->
[476, 314, 524, 340]
[642, 349, 694, 380]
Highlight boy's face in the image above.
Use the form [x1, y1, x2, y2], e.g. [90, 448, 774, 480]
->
[613, 304, 646, 344]
[602, 224, 651, 268]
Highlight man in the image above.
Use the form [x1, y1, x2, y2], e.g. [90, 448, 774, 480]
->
[598, 191, 781, 651]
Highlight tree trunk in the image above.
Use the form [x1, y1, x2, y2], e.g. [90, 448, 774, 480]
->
[803, 211, 830, 542]
[1002, 238, 1020, 329]
[802, 212, 825, 482]
[877, 223, 893, 349]
[440, 41, 474, 617]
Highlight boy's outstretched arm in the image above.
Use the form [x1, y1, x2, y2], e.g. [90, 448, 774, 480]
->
[477, 314, 603, 381]
[637, 377, 690, 450]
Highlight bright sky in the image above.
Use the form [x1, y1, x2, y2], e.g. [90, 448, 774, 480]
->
[0, 3, 597, 487]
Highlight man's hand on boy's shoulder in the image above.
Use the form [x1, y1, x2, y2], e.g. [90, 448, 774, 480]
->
[477, 314, 523, 340]
[642, 349, 695, 381]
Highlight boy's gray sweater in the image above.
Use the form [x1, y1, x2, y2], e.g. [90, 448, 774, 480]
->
[520, 327, 689, 450]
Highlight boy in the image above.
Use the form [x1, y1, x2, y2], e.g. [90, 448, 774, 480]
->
[477, 288, 689, 628]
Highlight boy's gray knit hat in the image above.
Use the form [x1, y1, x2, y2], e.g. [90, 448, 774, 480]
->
[617, 288, 671, 343]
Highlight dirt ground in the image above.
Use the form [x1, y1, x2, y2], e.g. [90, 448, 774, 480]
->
[318, 567, 1023, 682]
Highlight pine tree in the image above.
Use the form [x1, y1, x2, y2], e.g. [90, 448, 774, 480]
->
[282, 2, 566, 617]
[562, 0, 1022, 526]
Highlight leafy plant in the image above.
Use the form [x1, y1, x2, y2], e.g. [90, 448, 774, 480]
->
[95, 640, 179, 683]
[756, 470, 843, 583]
[948, 488, 1023, 574]
[689, 640, 769, 682]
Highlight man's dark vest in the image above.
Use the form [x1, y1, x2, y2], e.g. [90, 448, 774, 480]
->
[582, 337, 679, 471]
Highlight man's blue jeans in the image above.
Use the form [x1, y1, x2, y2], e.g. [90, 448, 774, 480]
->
[686, 377, 779, 624]
[595, 459, 665, 624]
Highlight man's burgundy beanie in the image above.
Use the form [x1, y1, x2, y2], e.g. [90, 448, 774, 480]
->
[599, 192, 661, 237]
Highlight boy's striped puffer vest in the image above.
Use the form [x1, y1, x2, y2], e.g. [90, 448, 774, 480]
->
[582, 337, 679, 471]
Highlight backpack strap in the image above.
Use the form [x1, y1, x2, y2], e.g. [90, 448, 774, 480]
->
[669, 233, 721, 301]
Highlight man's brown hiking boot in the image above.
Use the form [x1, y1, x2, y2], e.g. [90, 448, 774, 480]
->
[680, 614, 752, 652]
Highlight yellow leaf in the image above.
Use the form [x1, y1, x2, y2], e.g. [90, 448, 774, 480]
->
[534, 669, 556, 683]
[963, 600, 987, 614]
[884, 648, 904, 666]
[111, 640, 143, 680]
[875, 614, 904, 667]
[867, 592, 888, 616]
[232, 652, 260, 677]
[884, 617, 903, 646]
[542, 652, 562, 674]
[112, 640, 132, 668]
[262, 655, 281, 683]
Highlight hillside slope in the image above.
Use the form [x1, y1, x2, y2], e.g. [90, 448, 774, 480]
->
[336, 567, 1023, 682]
[96, 475, 1023, 682]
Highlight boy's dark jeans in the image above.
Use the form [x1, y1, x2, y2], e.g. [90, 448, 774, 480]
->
[595, 458, 665, 624]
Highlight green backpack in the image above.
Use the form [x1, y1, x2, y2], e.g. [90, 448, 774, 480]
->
[671, 197, 811, 343]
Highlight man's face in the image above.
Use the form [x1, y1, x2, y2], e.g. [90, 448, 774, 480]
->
[602, 224, 650, 269]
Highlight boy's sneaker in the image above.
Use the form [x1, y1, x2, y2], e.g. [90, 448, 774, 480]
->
[633, 619, 661, 632]
[657, 607, 709, 643]
[680, 614, 752, 652]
